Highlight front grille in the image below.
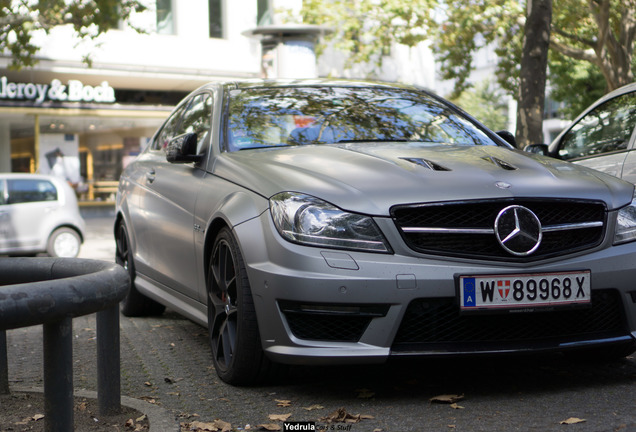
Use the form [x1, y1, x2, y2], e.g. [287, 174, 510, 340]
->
[392, 289, 626, 353]
[391, 199, 606, 261]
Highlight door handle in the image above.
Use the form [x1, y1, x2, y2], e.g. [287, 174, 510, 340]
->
[146, 169, 156, 183]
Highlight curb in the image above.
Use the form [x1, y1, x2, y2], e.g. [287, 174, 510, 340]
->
[12, 386, 180, 432]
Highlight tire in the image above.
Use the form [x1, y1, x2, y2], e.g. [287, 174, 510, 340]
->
[207, 227, 278, 385]
[116, 221, 166, 317]
[47, 227, 81, 257]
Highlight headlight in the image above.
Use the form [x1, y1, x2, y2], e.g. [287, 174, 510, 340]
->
[270, 192, 391, 253]
[615, 193, 636, 245]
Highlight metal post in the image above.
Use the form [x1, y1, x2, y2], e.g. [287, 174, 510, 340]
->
[43, 318, 73, 432]
[0, 330, 8, 394]
[96, 305, 121, 415]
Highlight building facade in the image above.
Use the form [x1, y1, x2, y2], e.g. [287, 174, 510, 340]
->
[1, 0, 269, 202]
[1, 0, 441, 203]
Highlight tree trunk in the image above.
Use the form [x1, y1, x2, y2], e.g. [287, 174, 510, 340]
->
[516, 0, 553, 148]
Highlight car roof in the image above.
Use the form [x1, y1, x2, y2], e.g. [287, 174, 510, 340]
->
[191, 78, 423, 94]
[0, 173, 60, 180]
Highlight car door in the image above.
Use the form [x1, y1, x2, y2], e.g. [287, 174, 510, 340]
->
[551, 90, 636, 179]
[128, 91, 214, 299]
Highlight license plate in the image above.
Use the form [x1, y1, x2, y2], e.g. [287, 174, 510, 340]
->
[459, 270, 591, 312]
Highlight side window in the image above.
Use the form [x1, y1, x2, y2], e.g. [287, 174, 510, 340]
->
[559, 92, 636, 160]
[0, 180, 5, 205]
[152, 103, 188, 152]
[178, 93, 213, 154]
[7, 179, 57, 204]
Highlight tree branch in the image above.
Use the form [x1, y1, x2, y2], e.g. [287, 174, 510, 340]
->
[550, 39, 598, 63]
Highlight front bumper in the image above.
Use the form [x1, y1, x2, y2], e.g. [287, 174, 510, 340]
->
[235, 213, 636, 365]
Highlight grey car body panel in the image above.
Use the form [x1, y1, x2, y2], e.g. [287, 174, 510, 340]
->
[234, 209, 636, 364]
[116, 79, 636, 366]
[215, 145, 634, 213]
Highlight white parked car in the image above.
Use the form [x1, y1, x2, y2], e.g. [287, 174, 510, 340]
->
[525, 82, 636, 182]
[0, 173, 85, 257]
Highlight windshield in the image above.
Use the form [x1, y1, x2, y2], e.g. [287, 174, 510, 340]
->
[226, 86, 497, 151]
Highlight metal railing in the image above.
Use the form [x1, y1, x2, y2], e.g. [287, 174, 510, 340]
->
[0, 257, 129, 432]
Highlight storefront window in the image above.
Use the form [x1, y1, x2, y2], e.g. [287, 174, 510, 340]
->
[7, 113, 165, 203]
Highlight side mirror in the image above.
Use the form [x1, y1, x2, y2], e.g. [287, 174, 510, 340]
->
[496, 130, 517, 148]
[523, 144, 549, 156]
[166, 133, 204, 163]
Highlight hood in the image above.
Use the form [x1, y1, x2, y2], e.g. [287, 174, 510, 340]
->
[213, 143, 634, 215]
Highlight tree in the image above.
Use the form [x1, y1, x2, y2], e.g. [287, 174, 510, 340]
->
[449, 80, 509, 131]
[299, 0, 636, 144]
[550, 0, 636, 92]
[0, 0, 146, 69]
[516, 0, 552, 148]
[548, 51, 607, 117]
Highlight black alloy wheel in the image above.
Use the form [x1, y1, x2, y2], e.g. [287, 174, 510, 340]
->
[208, 227, 272, 385]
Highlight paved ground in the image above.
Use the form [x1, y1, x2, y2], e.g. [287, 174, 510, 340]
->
[6, 206, 636, 431]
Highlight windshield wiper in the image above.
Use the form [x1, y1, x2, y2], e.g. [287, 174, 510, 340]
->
[336, 138, 411, 143]
[237, 144, 293, 151]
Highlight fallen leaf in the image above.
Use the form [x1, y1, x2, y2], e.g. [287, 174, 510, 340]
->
[136, 414, 148, 422]
[139, 396, 156, 404]
[560, 417, 586, 425]
[167, 391, 181, 396]
[257, 424, 281, 431]
[77, 402, 88, 411]
[320, 408, 373, 423]
[450, 403, 464, 410]
[269, 413, 291, 421]
[126, 419, 135, 428]
[165, 377, 174, 384]
[32, 414, 44, 422]
[275, 399, 291, 407]
[303, 404, 324, 411]
[144, 381, 152, 387]
[430, 394, 465, 404]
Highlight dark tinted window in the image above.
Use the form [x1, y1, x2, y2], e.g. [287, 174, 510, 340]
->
[7, 179, 57, 204]
[226, 86, 496, 151]
[559, 92, 636, 160]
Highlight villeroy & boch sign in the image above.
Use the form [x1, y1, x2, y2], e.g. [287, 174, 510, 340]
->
[0, 77, 116, 104]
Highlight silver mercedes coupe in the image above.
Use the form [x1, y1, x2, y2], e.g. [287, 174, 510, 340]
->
[115, 79, 636, 385]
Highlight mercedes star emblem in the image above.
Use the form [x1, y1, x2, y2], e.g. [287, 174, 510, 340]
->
[494, 205, 542, 256]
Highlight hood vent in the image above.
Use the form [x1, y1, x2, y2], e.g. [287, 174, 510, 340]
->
[482, 156, 518, 171]
[401, 157, 451, 171]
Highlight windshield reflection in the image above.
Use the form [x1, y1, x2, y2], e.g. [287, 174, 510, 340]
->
[226, 86, 496, 151]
